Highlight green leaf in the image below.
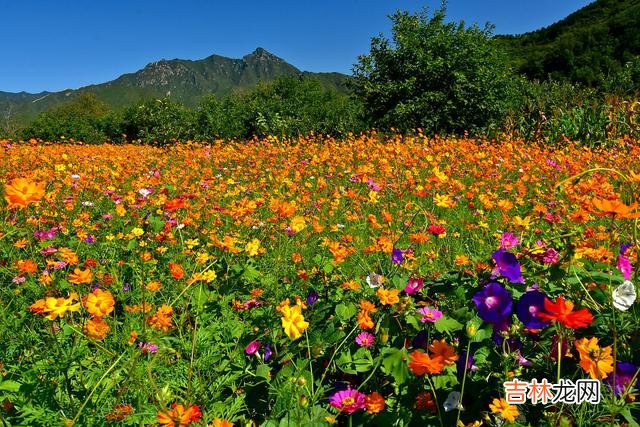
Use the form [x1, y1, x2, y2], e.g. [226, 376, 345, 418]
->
[322, 261, 334, 273]
[126, 239, 138, 250]
[381, 347, 409, 385]
[256, 364, 271, 381]
[242, 265, 261, 282]
[335, 303, 356, 321]
[147, 215, 164, 232]
[0, 380, 21, 392]
[620, 408, 640, 427]
[435, 316, 463, 333]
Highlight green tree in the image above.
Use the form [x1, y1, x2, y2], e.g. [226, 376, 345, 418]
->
[352, 6, 514, 134]
[121, 98, 195, 146]
[22, 93, 110, 143]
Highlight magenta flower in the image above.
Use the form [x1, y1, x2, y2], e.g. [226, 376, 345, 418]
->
[418, 306, 443, 323]
[245, 340, 261, 355]
[355, 332, 375, 347]
[499, 232, 520, 249]
[329, 386, 366, 413]
[404, 277, 424, 295]
[138, 342, 158, 354]
[617, 244, 633, 280]
[542, 248, 559, 264]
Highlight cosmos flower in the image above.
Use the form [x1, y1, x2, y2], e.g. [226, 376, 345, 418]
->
[499, 232, 520, 249]
[280, 304, 309, 340]
[4, 177, 46, 209]
[617, 245, 633, 280]
[537, 295, 593, 329]
[417, 306, 443, 323]
[575, 337, 614, 380]
[492, 249, 525, 284]
[473, 282, 513, 324]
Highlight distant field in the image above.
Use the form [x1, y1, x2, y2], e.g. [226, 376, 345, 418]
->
[1, 135, 639, 426]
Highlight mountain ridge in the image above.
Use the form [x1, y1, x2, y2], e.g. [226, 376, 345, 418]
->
[0, 48, 349, 121]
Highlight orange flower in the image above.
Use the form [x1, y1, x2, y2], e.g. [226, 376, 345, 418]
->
[428, 339, 458, 366]
[489, 397, 519, 422]
[365, 392, 385, 414]
[58, 248, 79, 265]
[4, 178, 45, 208]
[146, 281, 162, 292]
[591, 198, 640, 219]
[84, 317, 111, 341]
[84, 289, 115, 318]
[408, 350, 445, 375]
[28, 299, 46, 315]
[212, 418, 234, 427]
[148, 304, 174, 332]
[68, 267, 93, 285]
[157, 403, 201, 427]
[17, 259, 38, 274]
[168, 262, 185, 280]
[575, 337, 615, 379]
[376, 288, 400, 305]
[357, 310, 375, 330]
[537, 295, 593, 329]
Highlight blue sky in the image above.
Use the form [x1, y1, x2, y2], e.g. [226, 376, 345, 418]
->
[2, 0, 593, 93]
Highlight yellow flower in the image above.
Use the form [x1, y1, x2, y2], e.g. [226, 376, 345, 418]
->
[131, 227, 144, 237]
[245, 238, 262, 256]
[202, 270, 217, 283]
[281, 304, 309, 340]
[290, 216, 306, 233]
[43, 296, 81, 320]
[146, 281, 162, 292]
[489, 397, 519, 423]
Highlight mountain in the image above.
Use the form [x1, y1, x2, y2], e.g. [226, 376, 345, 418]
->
[496, 0, 640, 86]
[0, 48, 349, 122]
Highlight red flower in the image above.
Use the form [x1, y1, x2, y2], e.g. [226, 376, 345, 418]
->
[537, 295, 593, 329]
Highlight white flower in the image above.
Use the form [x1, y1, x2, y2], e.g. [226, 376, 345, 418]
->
[613, 280, 637, 311]
[443, 391, 462, 412]
[366, 273, 383, 288]
[71, 174, 80, 180]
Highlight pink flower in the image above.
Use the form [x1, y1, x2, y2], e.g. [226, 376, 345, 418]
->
[404, 277, 424, 295]
[329, 386, 366, 413]
[499, 232, 520, 249]
[355, 332, 375, 347]
[418, 306, 443, 323]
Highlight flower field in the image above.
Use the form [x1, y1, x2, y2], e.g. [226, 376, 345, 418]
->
[1, 134, 640, 426]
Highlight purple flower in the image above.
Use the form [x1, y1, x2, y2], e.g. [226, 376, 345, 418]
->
[391, 248, 404, 265]
[84, 235, 95, 244]
[307, 291, 319, 305]
[122, 282, 131, 293]
[404, 277, 424, 295]
[621, 243, 633, 256]
[355, 332, 375, 347]
[242, 299, 261, 309]
[138, 342, 158, 353]
[456, 351, 478, 380]
[516, 290, 550, 330]
[473, 282, 513, 324]
[492, 249, 525, 284]
[412, 330, 429, 350]
[367, 179, 380, 192]
[264, 343, 273, 362]
[329, 386, 366, 413]
[417, 306, 443, 323]
[245, 340, 261, 355]
[605, 362, 640, 396]
[499, 232, 520, 249]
